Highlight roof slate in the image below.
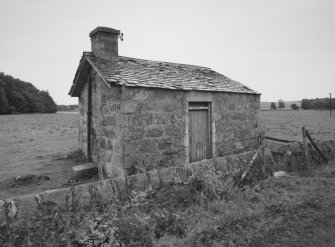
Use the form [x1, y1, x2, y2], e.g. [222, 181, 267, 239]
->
[72, 52, 259, 95]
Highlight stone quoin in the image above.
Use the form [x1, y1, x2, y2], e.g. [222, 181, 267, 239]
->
[69, 26, 261, 177]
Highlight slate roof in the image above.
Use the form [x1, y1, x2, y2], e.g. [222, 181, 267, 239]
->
[69, 52, 259, 96]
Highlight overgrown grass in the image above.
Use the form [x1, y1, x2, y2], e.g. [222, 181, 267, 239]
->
[2, 163, 335, 247]
[65, 148, 87, 162]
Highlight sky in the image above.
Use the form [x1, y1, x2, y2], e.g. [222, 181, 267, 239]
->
[0, 0, 334, 105]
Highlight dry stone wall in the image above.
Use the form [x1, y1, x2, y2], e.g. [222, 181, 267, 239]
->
[0, 149, 273, 224]
[265, 139, 335, 171]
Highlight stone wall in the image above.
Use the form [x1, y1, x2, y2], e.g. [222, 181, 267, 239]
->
[91, 72, 123, 177]
[78, 72, 123, 177]
[118, 88, 261, 174]
[0, 149, 273, 224]
[78, 78, 89, 156]
[265, 139, 335, 171]
[121, 87, 187, 173]
[213, 92, 261, 156]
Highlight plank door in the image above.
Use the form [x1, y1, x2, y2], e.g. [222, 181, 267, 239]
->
[189, 102, 211, 162]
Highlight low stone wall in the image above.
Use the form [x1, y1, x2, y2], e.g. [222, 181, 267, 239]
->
[0, 149, 273, 225]
[265, 140, 335, 171]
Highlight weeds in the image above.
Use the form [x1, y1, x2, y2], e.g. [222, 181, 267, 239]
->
[2, 164, 335, 246]
[66, 148, 86, 162]
[0, 175, 50, 189]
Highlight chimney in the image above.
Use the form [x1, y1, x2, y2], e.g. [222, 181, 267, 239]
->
[89, 27, 120, 61]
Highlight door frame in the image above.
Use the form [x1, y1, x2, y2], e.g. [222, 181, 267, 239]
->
[184, 91, 215, 163]
[188, 102, 212, 162]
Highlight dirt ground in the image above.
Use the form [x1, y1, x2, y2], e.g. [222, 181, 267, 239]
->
[260, 110, 335, 142]
[0, 112, 80, 199]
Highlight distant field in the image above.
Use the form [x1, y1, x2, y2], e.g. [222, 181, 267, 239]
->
[260, 110, 335, 141]
[0, 113, 79, 199]
[261, 101, 301, 110]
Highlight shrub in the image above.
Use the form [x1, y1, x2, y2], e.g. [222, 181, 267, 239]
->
[151, 208, 186, 239]
[278, 100, 285, 109]
[290, 103, 299, 110]
[114, 216, 153, 246]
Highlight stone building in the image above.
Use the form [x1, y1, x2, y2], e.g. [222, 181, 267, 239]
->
[69, 26, 261, 177]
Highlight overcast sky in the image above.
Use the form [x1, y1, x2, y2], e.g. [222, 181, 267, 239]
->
[1, 0, 334, 104]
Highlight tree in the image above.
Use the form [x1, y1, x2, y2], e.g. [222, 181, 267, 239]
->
[270, 102, 277, 110]
[301, 99, 310, 110]
[290, 103, 299, 110]
[0, 86, 8, 114]
[278, 100, 285, 109]
[301, 98, 335, 110]
[0, 72, 58, 114]
[57, 104, 78, 111]
[39, 90, 57, 113]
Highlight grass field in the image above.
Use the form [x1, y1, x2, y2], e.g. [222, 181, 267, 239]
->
[0, 110, 335, 200]
[0, 112, 79, 199]
[260, 110, 335, 142]
[260, 101, 301, 110]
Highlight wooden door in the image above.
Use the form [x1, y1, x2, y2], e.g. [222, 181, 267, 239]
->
[189, 103, 211, 162]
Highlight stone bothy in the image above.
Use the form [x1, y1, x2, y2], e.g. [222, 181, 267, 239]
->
[69, 26, 261, 177]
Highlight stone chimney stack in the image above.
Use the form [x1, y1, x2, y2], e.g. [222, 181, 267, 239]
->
[89, 27, 120, 61]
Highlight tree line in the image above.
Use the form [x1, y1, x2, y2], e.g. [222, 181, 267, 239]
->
[0, 72, 57, 114]
[270, 98, 334, 110]
[270, 100, 299, 110]
[57, 104, 78, 111]
[300, 98, 335, 110]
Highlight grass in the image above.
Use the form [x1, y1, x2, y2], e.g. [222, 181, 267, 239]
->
[0, 112, 80, 199]
[260, 101, 301, 111]
[260, 110, 335, 142]
[2, 162, 335, 246]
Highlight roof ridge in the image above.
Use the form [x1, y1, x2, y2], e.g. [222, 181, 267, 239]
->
[74, 52, 260, 95]
[84, 52, 217, 72]
[119, 56, 211, 70]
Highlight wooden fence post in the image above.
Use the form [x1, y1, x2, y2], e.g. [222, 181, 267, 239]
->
[304, 128, 328, 164]
[302, 127, 310, 170]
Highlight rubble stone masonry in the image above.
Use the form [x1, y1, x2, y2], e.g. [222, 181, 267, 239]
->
[79, 73, 261, 176]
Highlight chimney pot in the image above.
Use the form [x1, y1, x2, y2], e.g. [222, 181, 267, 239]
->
[90, 27, 120, 61]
